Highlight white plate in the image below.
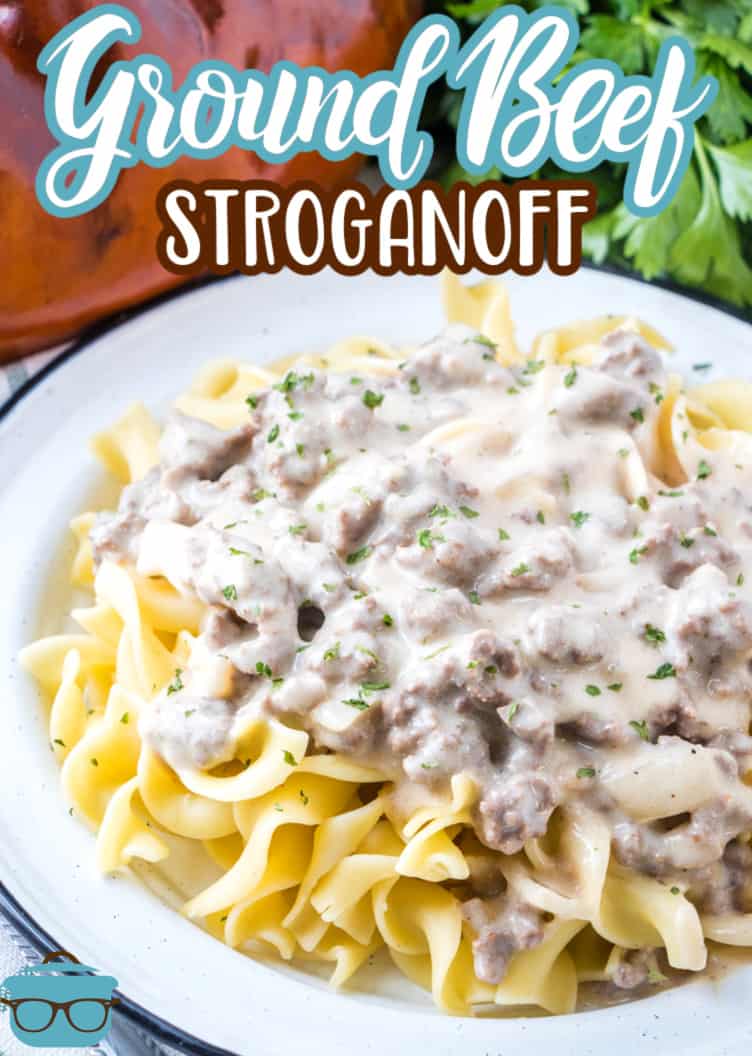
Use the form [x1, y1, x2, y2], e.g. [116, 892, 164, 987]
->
[2, 270, 752, 1056]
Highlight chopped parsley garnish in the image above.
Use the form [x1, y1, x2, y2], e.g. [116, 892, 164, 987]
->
[274, 370, 314, 393]
[167, 669, 183, 695]
[120, 713, 129, 724]
[288, 410, 303, 421]
[421, 762, 438, 770]
[409, 377, 420, 395]
[323, 642, 340, 662]
[245, 394, 258, 410]
[459, 505, 479, 519]
[577, 767, 596, 779]
[562, 472, 571, 494]
[658, 489, 684, 498]
[510, 563, 530, 578]
[229, 546, 252, 558]
[222, 584, 238, 602]
[739, 573, 746, 587]
[397, 423, 411, 432]
[505, 701, 519, 722]
[507, 386, 520, 395]
[585, 685, 601, 697]
[468, 590, 482, 605]
[361, 680, 390, 693]
[252, 488, 273, 501]
[636, 496, 650, 511]
[607, 683, 623, 692]
[282, 750, 298, 766]
[498, 528, 510, 541]
[343, 697, 370, 711]
[563, 365, 578, 388]
[382, 613, 394, 627]
[430, 504, 452, 519]
[697, 459, 712, 480]
[524, 358, 545, 375]
[53, 738, 65, 747]
[350, 376, 363, 386]
[536, 510, 546, 525]
[322, 582, 336, 593]
[569, 511, 590, 529]
[471, 333, 497, 351]
[648, 662, 677, 680]
[704, 525, 718, 537]
[693, 363, 712, 372]
[346, 545, 372, 565]
[362, 389, 384, 409]
[670, 886, 680, 895]
[617, 448, 630, 458]
[649, 382, 664, 405]
[679, 533, 695, 549]
[296, 443, 305, 456]
[288, 524, 306, 536]
[418, 529, 444, 548]
[630, 407, 645, 423]
[629, 545, 648, 564]
[644, 624, 666, 644]
[256, 662, 272, 678]
[629, 719, 649, 741]
[267, 424, 280, 443]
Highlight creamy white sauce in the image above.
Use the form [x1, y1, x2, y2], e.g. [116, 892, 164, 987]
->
[90, 324, 752, 980]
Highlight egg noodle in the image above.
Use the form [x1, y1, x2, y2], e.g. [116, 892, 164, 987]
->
[20, 275, 752, 1016]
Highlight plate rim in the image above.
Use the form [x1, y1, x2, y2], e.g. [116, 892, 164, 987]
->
[1, 264, 750, 1056]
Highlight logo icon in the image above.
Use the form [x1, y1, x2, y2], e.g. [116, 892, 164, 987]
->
[0, 950, 119, 1047]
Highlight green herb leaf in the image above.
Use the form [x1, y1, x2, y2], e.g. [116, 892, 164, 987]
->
[346, 545, 372, 565]
[167, 668, 184, 695]
[648, 662, 677, 680]
[629, 719, 649, 741]
[363, 390, 384, 409]
[343, 697, 370, 711]
[644, 624, 666, 644]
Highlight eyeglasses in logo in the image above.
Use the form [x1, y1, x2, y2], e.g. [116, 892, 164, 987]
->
[0, 949, 119, 1047]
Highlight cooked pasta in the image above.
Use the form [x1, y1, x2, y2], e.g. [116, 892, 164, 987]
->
[20, 274, 752, 1015]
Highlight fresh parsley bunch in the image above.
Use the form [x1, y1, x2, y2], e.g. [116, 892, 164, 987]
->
[426, 0, 752, 312]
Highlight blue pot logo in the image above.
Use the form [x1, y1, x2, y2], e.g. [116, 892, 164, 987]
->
[0, 950, 119, 1047]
